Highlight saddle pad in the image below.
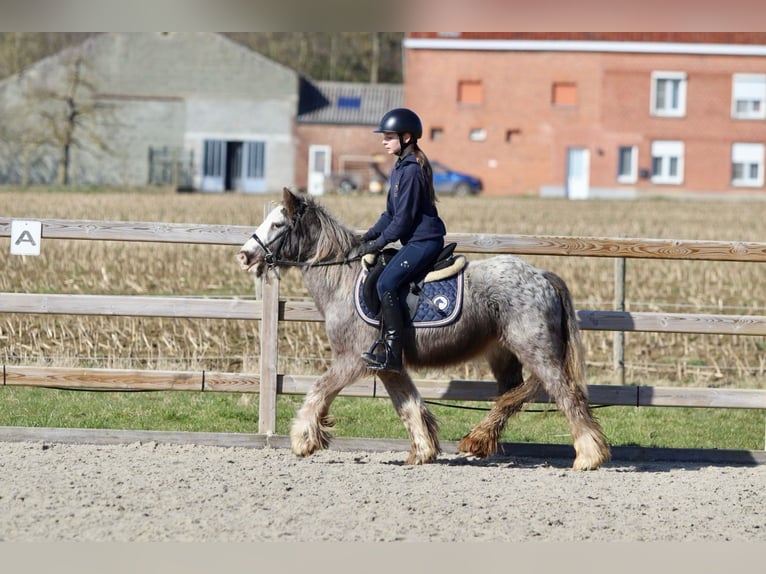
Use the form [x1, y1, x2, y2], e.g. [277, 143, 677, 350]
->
[354, 268, 464, 328]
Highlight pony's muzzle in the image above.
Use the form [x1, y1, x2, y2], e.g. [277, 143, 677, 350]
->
[236, 250, 252, 270]
[237, 250, 267, 277]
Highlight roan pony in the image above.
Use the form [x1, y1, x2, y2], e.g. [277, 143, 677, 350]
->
[237, 188, 610, 470]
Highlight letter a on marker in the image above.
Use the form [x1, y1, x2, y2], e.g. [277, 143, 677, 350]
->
[10, 220, 42, 256]
[16, 230, 37, 246]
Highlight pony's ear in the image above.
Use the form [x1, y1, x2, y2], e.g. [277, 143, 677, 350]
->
[282, 187, 302, 218]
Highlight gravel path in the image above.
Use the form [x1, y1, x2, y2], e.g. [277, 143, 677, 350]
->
[1, 439, 764, 542]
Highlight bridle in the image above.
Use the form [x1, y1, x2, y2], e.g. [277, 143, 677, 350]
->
[249, 203, 362, 272]
[249, 226, 289, 269]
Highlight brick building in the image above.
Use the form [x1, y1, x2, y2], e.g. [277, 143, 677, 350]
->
[295, 79, 402, 195]
[403, 33, 766, 197]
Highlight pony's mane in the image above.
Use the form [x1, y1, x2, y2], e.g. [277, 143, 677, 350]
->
[302, 197, 357, 264]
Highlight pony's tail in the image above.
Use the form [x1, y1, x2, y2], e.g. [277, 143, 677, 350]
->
[543, 271, 587, 397]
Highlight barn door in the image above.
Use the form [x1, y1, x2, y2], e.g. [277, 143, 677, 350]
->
[227, 141, 243, 191]
[241, 141, 267, 193]
[201, 139, 226, 192]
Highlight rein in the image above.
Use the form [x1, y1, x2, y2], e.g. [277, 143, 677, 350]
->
[274, 256, 362, 268]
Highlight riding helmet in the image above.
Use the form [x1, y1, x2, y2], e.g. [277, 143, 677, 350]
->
[373, 108, 423, 140]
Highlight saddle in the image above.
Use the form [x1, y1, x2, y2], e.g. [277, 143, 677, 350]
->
[354, 242, 466, 328]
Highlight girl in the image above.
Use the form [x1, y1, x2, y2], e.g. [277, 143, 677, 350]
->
[356, 108, 447, 372]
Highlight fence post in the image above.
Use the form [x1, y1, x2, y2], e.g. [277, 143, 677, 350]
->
[258, 267, 279, 434]
[257, 201, 279, 435]
[613, 257, 626, 386]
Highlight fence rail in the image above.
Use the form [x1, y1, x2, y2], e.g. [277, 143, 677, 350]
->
[4, 367, 766, 410]
[3, 217, 766, 259]
[2, 217, 765, 441]
[3, 292, 765, 335]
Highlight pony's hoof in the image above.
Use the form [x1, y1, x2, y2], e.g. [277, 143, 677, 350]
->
[290, 436, 316, 458]
[572, 435, 611, 470]
[457, 433, 497, 458]
[405, 451, 438, 465]
[572, 450, 611, 470]
[290, 417, 333, 457]
[572, 457, 602, 471]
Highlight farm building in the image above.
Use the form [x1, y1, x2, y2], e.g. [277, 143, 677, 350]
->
[0, 32, 299, 192]
[0, 32, 401, 195]
[403, 32, 766, 197]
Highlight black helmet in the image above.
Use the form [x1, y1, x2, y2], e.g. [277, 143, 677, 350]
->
[373, 108, 423, 140]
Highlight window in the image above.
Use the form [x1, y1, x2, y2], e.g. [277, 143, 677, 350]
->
[731, 143, 764, 187]
[651, 141, 684, 184]
[458, 80, 483, 104]
[469, 128, 487, 142]
[552, 82, 577, 106]
[505, 128, 521, 143]
[617, 145, 638, 183]
[203, 140, 224, 177]
[430, 127, 444, 141]
[732, 74, 766, 119]
[245, 141, 266, 179]
[651, 71, 687, 117]
[337, 96, 361, 109]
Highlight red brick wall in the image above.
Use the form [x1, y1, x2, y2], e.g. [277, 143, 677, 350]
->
[404, 45, 766, 196]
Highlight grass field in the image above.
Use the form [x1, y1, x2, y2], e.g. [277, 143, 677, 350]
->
[1, 186, 765, 449]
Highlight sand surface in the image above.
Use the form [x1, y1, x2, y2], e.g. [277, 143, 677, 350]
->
[1, 439, 764, 542]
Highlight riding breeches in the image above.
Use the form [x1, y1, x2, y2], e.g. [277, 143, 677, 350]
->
[375, 239, 444, 300]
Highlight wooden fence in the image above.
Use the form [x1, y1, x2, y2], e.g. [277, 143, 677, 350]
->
[2, 217, 766, 443]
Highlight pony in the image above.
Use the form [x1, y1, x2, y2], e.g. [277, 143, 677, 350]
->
[237, 188, 610, 470]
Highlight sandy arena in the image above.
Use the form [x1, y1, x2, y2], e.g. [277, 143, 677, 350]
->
[1, 431, 764, 542]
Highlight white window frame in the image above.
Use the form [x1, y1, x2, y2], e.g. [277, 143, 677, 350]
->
[617, 145, 638, 183]
[651, 140, 685, 185]
[469, 128, 487, 142]
[651, 71, 687, 117]
[731, 143, 764, 187]
[731, 74, 766, 120]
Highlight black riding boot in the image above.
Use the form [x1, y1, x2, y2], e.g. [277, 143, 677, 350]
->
[362, 290, 404, 372]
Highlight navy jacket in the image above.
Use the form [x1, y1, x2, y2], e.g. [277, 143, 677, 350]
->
[363, 153, 446, 249]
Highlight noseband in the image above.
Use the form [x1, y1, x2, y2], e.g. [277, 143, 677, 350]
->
[250, 226, 289, 268]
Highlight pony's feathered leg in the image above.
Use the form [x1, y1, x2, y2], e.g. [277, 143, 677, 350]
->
[537, 366, 611, 470]
[543, 271, 611, 470]
[290, 356, 365, 457]
[458, 375, 542, 458]
[378, 370, 441, 464]
[459, 349, 531, 458]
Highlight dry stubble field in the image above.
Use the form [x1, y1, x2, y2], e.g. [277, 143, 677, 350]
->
[1, 187, 764, 389]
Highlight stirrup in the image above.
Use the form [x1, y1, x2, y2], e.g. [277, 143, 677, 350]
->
[362, 340, 402, 373]
[362, 338, 387, 369]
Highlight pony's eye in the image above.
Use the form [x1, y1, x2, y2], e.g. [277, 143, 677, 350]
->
[272, 221, 286, 229]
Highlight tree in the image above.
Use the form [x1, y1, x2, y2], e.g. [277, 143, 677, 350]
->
[17, 47, 115, 186]
[0, 34, 115, 186]
[0, 33, 94, 79]
[224, 32, 404, 83]
[0, 33, 404, 85]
